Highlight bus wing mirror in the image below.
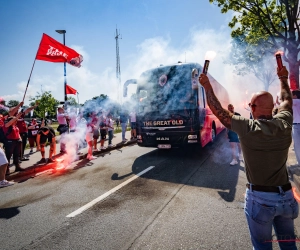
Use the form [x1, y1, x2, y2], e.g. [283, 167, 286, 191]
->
[123, 79, 137, 97]
[191, 68, 199, 90]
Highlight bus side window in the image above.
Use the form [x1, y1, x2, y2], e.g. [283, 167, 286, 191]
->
[202, 88, 206, 108]
[198, 86, 206, 108]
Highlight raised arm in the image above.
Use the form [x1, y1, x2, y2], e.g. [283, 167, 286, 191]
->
[23, 104, 38, 115]
[277, 66, 293, 113]
[8, 101, 23, 116]
[5, 112, 22, 127]
[199, 73, 233, 129]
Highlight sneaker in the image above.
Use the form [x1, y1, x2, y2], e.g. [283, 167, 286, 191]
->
[230, 159, 238, 166]
[108, 144, 115, 147]
[38, 158, 46, 164]
[239, 154, 244, 161]
[29, 149, 33, 154]
[47, 158, 56, 163]
[93, 148, 99, 152]
[21, 157, 29, 161]
[122, 139, 128, 142]
[0, 180, 14, 188]
[88, 156, 97, 160]
[101, 146, 106, 150]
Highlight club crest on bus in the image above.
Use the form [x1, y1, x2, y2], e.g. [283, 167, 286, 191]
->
[158, 74, 167, 87]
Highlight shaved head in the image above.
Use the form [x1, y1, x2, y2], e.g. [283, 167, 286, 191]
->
[250, 91, 274, 118]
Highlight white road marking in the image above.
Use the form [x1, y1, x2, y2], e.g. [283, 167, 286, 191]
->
[66, 166, 155, 218]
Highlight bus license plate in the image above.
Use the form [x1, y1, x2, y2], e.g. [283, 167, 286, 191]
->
[158, 144, 171, 149]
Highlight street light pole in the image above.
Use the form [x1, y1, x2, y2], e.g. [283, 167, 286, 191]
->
[55, 30, 67, 103]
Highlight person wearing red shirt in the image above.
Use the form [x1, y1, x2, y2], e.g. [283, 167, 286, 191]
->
[15, 105, 37, 161]
[3, 113, 24, 172]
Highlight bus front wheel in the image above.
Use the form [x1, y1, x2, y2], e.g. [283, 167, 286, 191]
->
[211, 125, 216, 143]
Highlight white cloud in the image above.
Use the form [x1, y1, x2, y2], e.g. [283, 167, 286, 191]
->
[3, 25, 279, 117]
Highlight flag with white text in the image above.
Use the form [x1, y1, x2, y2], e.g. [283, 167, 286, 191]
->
[36, 33, 83, 68]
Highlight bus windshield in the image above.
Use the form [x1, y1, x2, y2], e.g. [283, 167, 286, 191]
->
[137, 65, 197, 113]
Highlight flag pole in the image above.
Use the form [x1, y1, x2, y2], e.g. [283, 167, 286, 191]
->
[77, 92, 79, 105]
[22, 34, 44, 103]
[22, 59, 37, 103]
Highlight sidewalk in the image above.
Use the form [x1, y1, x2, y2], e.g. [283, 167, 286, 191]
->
[287, 145, 300, 193]
[5, 130, 136, 181]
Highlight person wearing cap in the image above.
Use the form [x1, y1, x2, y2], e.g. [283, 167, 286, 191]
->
[3, 113, 25, 172]
[27, 118, 41, 153]
[36, 123, 56, 164]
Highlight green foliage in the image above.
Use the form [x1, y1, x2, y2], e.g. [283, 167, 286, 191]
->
[7, 100, 20, 108]
[29, 91, 59, 118]
[210, 0, 300, 89]
[227, 35, 277, 90]
[67, 96, 78, 106]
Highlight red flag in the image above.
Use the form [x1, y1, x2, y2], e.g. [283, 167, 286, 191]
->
[36, 33, 83, 68]
[66, 84, 77, 95]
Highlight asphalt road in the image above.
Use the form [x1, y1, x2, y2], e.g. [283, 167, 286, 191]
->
[1, 131, 299, 250]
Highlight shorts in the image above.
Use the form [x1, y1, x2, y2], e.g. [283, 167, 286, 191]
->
[93, 129, 100, 139]
[40, 134, 55, 144]
[100, 129, 107, 140]
[228, 130, 239, 143]
[0, 147, 8, 165]
[86, 132, 93, 143]
[131, 122, 136, 129]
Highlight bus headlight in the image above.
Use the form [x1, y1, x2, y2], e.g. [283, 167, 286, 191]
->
[188, 135, 197, 139]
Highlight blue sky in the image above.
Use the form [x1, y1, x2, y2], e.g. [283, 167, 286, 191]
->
[1, 0, 276, 113]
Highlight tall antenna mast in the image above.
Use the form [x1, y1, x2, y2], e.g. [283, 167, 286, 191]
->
[115, 28, 122, 103]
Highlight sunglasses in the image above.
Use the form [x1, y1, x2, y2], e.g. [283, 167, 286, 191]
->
[248, 103, 257, 108]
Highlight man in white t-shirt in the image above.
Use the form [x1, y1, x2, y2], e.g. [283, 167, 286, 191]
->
[129, 111, 136, 140]
[292, 90, 300, 166]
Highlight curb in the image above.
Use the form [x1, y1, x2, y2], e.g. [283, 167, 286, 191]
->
[6, 140, 137, 181]
[288, 165, 300, 192]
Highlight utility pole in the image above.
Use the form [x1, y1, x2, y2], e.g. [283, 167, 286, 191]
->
[115, 28, 122, 104]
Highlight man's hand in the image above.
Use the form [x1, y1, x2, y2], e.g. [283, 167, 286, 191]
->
[198, 73, 233, 129]
[277, 66, 292, 113]
[199, 73, 212, 90]
[277, 66, 289, 79]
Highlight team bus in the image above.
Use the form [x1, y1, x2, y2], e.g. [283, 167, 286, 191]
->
[123, 62, 230, 149]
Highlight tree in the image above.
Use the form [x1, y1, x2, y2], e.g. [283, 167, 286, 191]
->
[7, 100, 20, 108]
[210, 0, 300, 89]
[228, 35, 277, 91]
[29, 91, 59, 118]
[67, 96, 78, 106]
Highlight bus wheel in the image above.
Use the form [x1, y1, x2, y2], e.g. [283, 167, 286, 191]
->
[211, 126, 216, 143]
